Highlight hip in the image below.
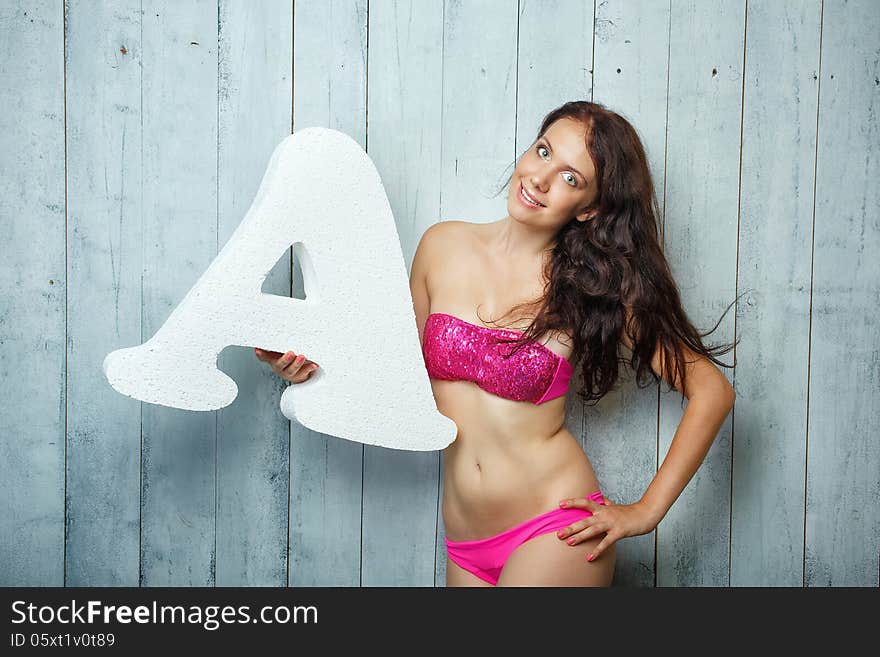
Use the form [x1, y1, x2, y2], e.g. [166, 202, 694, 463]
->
[441, 427, 602, 542]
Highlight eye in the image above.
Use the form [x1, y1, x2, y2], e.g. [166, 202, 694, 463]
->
[535, 143, 578, 187]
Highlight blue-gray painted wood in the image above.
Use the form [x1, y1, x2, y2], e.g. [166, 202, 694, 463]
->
[139, 0, 219, 586]
[215, 0, 293, 586]
[732, 0, 821, 587]
[1, 0, 877, 588]
[363, 0, 444, 587]
[440, 0, 518, 223]
[65, 0, 143, 585]
[580, 0, 671, 589]
[289, 0, 367, 586]
[660, 0, 744, 586]
[518, 0, 657, 586]
[0, 0, 66, 586]
[435, 0, 520, 585]
[806, 0, 880, 587]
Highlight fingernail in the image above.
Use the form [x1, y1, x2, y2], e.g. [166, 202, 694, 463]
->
[587, 554, 595, 562]
[566, 538, 575, 545]
[557, 530, 565, 538]
[559, 501, 568, 507]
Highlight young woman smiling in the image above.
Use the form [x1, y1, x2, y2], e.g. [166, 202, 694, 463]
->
[257, 100, 737, 587]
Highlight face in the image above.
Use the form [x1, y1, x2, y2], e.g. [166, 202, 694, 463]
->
[507, 116, 599, 229]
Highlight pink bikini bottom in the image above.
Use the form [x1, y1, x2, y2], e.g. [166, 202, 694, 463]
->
[445, 489, 606, 586]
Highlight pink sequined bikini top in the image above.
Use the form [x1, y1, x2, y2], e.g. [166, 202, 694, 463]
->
[422, 312, 573, 405]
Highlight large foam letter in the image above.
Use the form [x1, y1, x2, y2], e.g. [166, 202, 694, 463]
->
[103, 127, 457, 451]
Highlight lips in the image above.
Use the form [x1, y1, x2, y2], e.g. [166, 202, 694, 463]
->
[519, 182, 545, 207]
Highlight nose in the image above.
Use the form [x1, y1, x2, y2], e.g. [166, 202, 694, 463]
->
[529, 170, 550, 193]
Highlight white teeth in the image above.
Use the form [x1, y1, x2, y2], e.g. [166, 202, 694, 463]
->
[521, 184, 543, 207]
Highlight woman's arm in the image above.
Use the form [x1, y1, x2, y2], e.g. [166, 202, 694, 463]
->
[620, 306, 736, 524]
[638, 374, 735, 524]
[556, 321, 735, 563]
[410, 222, 444, 346]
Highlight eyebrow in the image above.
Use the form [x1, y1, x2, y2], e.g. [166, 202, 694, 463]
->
[542, 137, 587, 183]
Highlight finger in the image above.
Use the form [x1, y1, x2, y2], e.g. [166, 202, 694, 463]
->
[290, 356, 318, 371]
[587, 534, 616, 562]
[559, 496, 599, 509]
[558, 519, 604, 545]
[555, 513, 596, 538]
[282, 353, 309, 373]
[255, 347, 282, 362]
[291, 363, 319, 382]
[287, 356, 320, 380]
[270, 351, 290, 371]
[274, 351, 298, 370]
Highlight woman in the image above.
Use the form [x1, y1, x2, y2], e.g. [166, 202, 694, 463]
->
[256, 100, 738, 587]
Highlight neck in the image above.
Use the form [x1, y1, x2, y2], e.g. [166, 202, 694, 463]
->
[492, 215, 557, 261]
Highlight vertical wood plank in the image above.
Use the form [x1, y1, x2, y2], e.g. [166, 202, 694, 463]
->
[290, 0, 367, 586]
[139, 0, 218, 585]
[439, 0, 518, 222]
[731, 0, 821, 586]
[517, 0, 594, 133]
[806, 0, 880, 587]
[215, 0, 293, 586]
[433, 0, 519, 586]
[660, 0, 744, 586]
[362, 0, 444, 586]
[65, 0, 143, 585]
[517, 3, 593, 529]
[2, 0, 875, 591]
[0, 0, 66, 586]
[579, 0, 671, 588]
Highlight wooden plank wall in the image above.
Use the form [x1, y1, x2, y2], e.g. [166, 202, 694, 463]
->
[0, 0, 876, 587]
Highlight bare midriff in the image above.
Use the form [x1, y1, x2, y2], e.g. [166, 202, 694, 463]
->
[424, 220, 603, 542]
[434, 377, 602, 542]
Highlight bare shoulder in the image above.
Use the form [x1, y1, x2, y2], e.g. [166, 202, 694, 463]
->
[417, 220, 475, 262]
[414, 221, 480, 294]
[421, 219, 473, 243]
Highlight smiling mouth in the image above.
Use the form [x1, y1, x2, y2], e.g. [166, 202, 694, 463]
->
[519, 182, 545, 207]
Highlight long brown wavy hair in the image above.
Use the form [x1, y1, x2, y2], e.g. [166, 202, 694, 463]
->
[482, 100, 740, 407]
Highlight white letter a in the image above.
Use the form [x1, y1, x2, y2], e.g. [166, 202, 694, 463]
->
[103, 127, 457, 452]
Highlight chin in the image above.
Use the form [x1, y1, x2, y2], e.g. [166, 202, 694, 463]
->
[507, 202, 529, 223]
[508, 201, 544, 225]
[506, 192, 532, 222]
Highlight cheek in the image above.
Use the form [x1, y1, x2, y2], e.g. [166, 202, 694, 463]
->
[548, 189, 578, 210]
[519, 152, 541, 172]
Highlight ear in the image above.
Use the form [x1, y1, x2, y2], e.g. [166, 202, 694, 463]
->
[575, 208, 597, 223]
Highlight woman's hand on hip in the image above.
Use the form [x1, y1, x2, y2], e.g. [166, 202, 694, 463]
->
[254, 348, 319, 384]
[555, 495, 658, 562]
